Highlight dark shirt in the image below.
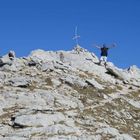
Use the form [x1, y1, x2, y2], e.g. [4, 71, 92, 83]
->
[100, 47, 109, 56]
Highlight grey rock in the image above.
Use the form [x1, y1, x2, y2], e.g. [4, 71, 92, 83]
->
[13, 113, 65, 127]
[60, 75, 87, 87]
[86, 79, 104, 89]
[8, 77, 30, 88]
[41, 62, 54, 71]
[106, 65, 129, 81]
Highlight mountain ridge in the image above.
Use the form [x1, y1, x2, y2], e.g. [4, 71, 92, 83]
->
[0, 46, 140, 140]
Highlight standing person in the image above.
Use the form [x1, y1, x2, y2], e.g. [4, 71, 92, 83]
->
[94, 43, 116, 66]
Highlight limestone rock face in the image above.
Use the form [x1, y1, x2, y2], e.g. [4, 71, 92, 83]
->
[106, 64, 140, 87]
[0, 47, 140, 140]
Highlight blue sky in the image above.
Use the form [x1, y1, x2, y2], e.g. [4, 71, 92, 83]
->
[0, 0, 140, 68]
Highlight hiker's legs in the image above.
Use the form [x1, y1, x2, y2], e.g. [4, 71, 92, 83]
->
[100, 56, 107, 66]
[103, 56, 107, 67]
[99, 56, 103, 65]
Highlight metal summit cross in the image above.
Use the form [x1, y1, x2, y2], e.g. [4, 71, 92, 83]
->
[73, 26, 80, 46]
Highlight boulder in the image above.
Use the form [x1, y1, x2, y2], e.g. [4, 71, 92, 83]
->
[106, 65, 130, 81]
[0, 55, 13, 66]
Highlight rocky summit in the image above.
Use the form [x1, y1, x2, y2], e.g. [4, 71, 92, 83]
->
[0, 46, 140, 140]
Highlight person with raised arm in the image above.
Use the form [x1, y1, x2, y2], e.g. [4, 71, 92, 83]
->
[94, 43, 116, 67]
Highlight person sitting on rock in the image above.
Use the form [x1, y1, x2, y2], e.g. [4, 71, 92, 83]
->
[94, 43, 116, 66]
